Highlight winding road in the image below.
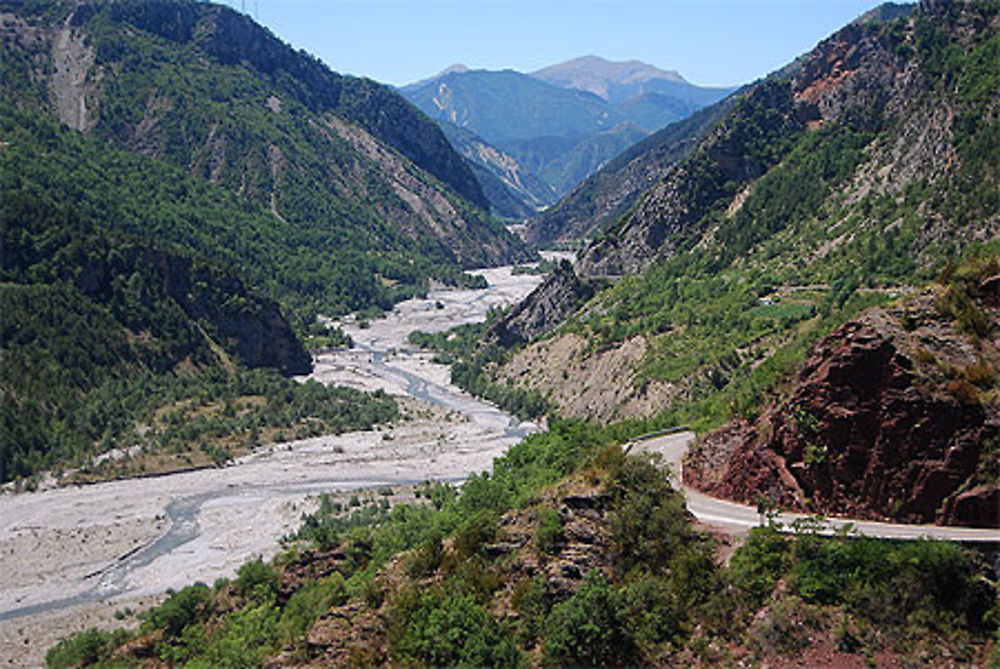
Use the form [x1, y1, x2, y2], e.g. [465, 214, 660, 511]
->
[634, 431, 1000, 543]
[1, 254, 995, 664]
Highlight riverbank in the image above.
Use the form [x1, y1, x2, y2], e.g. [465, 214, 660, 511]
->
[0, 261, 557, 665]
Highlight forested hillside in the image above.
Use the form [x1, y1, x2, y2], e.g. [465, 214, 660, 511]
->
[1, 0, 528, 483]
[525, 94, 739, 245]
[50, 422, 998, 666]
[0, 107, 401, 483]
[30, 2, 1000, 666]
[2, 0, 531, 323]
[429, 1, 999, 523]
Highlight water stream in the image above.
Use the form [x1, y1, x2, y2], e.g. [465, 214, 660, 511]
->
[0, 262, 553, 623]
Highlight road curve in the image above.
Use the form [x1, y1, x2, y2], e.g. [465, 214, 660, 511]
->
[633, 431, 1000, 543]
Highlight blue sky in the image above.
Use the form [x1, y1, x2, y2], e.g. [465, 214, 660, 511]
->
[224, 0, 885, 88]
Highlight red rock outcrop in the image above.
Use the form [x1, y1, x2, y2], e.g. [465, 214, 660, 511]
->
[686, 280, 1000, 528]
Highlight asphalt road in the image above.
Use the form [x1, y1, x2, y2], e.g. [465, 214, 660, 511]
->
[633, 431, 1000, 543]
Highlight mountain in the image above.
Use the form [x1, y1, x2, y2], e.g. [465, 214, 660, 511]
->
[533, 54, 733, 130]
[3, 0, 531, 323]
[473, 0, 999, 522]
[0, 0, 536, 483]
[402, 68, 626, 144]
[437, 122, 558, 220]
[400, 60, 735, 212]
[0, 106, 312, 482]
[39, 2, 1000, 662]
[497, 121, 650, 200]
[687, 262, 1000, 528]
[531, 55, 687, 101]
[524, 94, 740, 245]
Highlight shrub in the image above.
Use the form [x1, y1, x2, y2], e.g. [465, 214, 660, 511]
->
[234, 557, 278, 604]
[620, 574, 683, 647]
[534, 507, 564, 555]
[607, 455, 692, 574]
[512, 575, 550, 643]
[729, 525, 791, 606]
[46, 628, 130, 668]
[749, 595, 823, 655]
[144, 582, 212, 637]
[278, 573, 348, 643]
[544, 570, 636, 666]
[199, 603, 279, 666]
[389, 590, 522, 667]
[407, 531, 444, 578]
[453, 511, 497, 559]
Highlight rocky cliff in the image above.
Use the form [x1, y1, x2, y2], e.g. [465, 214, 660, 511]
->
[486, 261, 600, 347]
[686, 267, 1000, 528]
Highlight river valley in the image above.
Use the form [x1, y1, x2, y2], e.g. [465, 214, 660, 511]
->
[0, 261, 558, 665]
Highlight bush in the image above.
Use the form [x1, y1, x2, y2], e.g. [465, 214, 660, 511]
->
[534, 507, 564, 555]
[144, 582, 212, 637]
[278, 573, 348, 643]
[234, 557, 278, 604]
[46, 628, 130, 668]
[792, 534, 993, 632]
[389, 590, 522, 666]
[511, 575, 550, 643]
[729, 525, 790, 606]
[453, 511, 498, 559]
[407, 531, 444, 577]
[607, 455, 692, 574]
[620, 574, 683, 647]
[544, 570, 636, 666]
[199, 603, 279, 666]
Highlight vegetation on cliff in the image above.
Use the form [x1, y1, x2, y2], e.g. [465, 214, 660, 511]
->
[415, 2, 999, 526]
[487, 1, 999, 431]
[0, 0, 533, 482]
[1, 104, 405, 484]
[3, 0, 530, 327]
[686, 254, 1000, 527]
[48, 425, 998, 666]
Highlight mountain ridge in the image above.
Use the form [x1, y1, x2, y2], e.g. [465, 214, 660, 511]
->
[0, 0, 532, 483]
[474, 0, 998, 525]
[3, 0, 532, 320]
[400, 57, 735, 213]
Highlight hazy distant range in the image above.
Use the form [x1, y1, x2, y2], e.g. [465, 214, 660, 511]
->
[400, 55, 737, 218]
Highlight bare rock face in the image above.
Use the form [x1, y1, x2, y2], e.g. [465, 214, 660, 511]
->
[306, 602, 389, 666]
[487, 261, 600, 346]
[686, 286, 1000, 528]
[497, 332, 680, 422]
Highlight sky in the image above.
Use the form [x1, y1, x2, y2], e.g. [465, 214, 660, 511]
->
[221, 0, 885, 88]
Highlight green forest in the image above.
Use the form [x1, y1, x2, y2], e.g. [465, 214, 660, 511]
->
[435, 3, 1000, 439]
[3, 1, 998, 666]
[0, 104, 411, 483]
[0, 0, 530, 483]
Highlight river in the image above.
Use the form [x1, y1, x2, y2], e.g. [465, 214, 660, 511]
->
[0, 259, 561, 663]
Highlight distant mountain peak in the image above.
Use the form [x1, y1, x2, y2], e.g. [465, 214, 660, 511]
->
[531, 55, 687, 101]
[399, 63, 474, 92]
[439, 63, 470, 76]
